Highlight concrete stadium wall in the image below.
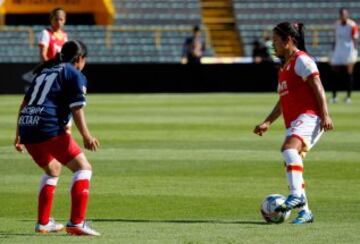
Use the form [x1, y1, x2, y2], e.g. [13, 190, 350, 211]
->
[1, 63, 359, 94]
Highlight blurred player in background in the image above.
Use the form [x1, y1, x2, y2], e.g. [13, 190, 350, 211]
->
[22, 8, 68, 88]
[330, 8, 358, 104]
[14, 40, 100, 236]
[254, 22, 334, 224]
[38, 7, 68, 62]
[252, 39, 271, 64]
[181, 25, 205, 64]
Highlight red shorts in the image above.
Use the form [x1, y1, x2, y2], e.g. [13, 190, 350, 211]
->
[25, 133, 82, 167]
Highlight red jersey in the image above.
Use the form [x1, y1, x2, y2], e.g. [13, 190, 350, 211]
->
[278, 51, 320, 128]
[38, 28, 68, 60]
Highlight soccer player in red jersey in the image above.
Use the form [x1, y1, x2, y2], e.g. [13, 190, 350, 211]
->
[23, 8, 68, 85]
[14, 40, 100, 236]
[39, 8, 73, 134]
[254, 22, 334, 224]
[39, 8, 68, 61]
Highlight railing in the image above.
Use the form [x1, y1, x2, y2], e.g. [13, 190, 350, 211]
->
[0, 26, 35, 48]
[104, 25, 212, 50]
[0, 25, 212, 52]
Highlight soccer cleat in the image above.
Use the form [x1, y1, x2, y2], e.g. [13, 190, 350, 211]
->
[275, 194, 306, 212]
[35, 218, 64, 233]
[292, 210, 314, 224]
[329, 97, 338, 104]
[344, 97, 352, 104]
[66, 221, 101, 236]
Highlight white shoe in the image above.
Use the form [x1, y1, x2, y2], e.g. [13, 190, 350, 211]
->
[344, 97, 352, 104]
[329, 97, 338, 104]
[35, 218, 64, 233]
[66, 221, 101, 236]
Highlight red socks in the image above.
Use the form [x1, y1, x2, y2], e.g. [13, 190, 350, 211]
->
[37, 170, 92, 225]
[38, 175, 58, 225]
[70, 170, 92, 224]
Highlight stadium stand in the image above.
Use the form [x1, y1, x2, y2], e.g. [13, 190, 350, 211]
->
[0, 0, 214, 63]
[113, 0, 201, 26]
[233, 0, 360, 58]
[1, 0, 360, 62]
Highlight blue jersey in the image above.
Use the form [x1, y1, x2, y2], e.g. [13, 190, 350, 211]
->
[19, 63, 87, 144]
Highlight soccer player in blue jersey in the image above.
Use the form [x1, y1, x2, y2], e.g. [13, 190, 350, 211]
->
[14, 40, 100, 236]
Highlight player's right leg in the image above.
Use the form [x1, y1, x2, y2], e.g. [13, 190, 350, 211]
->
[64, 153, 100, 236]
[276, 137, 307, 212]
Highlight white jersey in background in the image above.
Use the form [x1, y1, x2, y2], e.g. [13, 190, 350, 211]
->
[331, 19, 359, 65]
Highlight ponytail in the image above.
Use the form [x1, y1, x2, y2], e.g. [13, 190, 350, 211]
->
[293, 23, 306, 52]
[33, 40, 88, 75]
[273, 22, 307, 52]
[33, 52, 63, 75]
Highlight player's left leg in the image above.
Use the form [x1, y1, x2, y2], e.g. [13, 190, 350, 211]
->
[278, 114, 322, 223]
[345, 63, 355, 103]
[36, 161, 64, 233]
[25, 142, 64, 233]
[49, 133, 100, 236]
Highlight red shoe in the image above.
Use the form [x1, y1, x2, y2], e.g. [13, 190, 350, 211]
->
[65, 221, 100, 236]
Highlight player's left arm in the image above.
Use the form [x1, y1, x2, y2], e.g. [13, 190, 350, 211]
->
[295, 55, 334, 131]
[351, 22, 359, 49]
[308, 76, 334, 132]
[14, 99, 28, 152]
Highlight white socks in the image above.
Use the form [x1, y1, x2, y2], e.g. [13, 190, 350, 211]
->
[282, 149, 304, 197]
[39, 174, 58, 192]
[282, 149, 310, 212]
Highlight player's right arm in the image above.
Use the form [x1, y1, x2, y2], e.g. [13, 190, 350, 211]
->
[38, 30, 50, 62]
[253, 100, 282, 136]
[66, 67, 99, 151]
[39, 45, 49, 62]
[71, 106, 99, 151]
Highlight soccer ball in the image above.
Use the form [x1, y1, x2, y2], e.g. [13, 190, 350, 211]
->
[260, 194, 291, 224]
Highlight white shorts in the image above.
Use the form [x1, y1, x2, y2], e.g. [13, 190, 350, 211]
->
[331, 47, 358, 65]
[285, 114, 323, 154]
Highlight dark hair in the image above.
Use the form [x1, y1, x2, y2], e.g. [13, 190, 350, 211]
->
[50, 7, 66, 20]
[193, 25, 200, 33]
[33, 40, 87, 74]
[273, 22, 306, 52]
[339, 7, 348, 15]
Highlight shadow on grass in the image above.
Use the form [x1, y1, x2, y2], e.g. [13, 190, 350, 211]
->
[0, 232, 68, 237]
[90, 219, 267, 225]
[19, 218, 268, 226]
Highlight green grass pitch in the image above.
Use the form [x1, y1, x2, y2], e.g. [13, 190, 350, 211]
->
[0, 93, 359, 243]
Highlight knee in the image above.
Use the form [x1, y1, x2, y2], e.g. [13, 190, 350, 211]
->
[81, 163, 92, 171]
[44, 163, 62, 177]
[66, 153, 93, 172]
[281, 144, 295, 153]
[72, 161, 92, 172]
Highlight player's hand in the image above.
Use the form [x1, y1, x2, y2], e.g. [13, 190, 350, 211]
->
[253, 121, 271, 136]
[83, 136, 100, 151]
[14, 136, 24, 153]
[321, 115, 334, 132]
